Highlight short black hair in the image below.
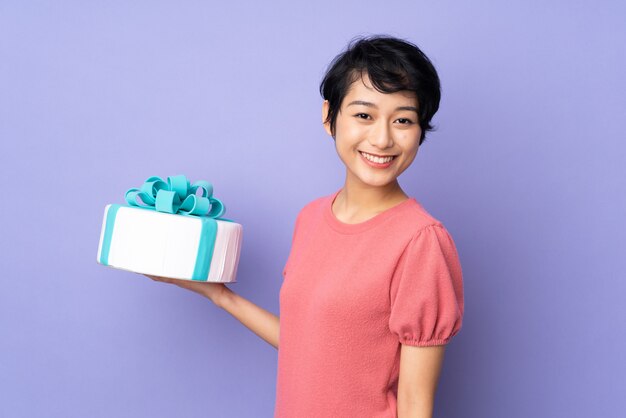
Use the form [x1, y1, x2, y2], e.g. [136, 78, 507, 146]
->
[319, 34, 441, 145]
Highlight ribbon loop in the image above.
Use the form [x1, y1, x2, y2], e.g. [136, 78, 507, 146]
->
[191, 180, 213, 198]
[125, 175, 226, 218]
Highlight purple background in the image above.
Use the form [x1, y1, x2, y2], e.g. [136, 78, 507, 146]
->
[1, 1, 624, 417]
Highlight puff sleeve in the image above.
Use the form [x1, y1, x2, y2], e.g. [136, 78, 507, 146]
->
[388, 224, 464, 346]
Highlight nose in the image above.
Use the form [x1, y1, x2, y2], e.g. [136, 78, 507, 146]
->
[368, 120, 394, 149]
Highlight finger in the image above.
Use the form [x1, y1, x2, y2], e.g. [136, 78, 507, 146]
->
[146, 274, 168, 283]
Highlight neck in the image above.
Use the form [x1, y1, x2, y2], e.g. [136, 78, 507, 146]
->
[337, 175, 408, 213]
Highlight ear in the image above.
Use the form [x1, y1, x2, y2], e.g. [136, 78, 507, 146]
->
[322, 100, 333, 137]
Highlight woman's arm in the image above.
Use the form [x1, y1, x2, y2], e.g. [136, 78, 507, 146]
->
[396, 344, 446, 418]
[216, 286, 280, 349]
[145, 275, 280, 349]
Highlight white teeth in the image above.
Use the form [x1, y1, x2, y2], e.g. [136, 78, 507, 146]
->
[361, 151, 394, 163]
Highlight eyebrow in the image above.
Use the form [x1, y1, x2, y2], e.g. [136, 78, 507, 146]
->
[346, 100, 418, 113]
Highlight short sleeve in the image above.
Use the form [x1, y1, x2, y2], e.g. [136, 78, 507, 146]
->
[388, 224, 464, 347]
[282, 209, 303, 278]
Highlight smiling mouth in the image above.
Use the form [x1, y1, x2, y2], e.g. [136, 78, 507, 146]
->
[359, 150, 397, 163]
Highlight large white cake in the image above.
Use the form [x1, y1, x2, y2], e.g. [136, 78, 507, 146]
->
[96, 175, 243, 282]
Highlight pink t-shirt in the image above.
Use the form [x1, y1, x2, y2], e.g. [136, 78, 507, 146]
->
[275, 188, 464, 418]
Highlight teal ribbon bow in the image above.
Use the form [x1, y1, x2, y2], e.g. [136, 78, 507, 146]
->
[124, 175, 226, 218]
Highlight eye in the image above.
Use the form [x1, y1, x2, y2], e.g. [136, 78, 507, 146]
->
[396, 118, 414, 125]
[354, 113, 371, 120]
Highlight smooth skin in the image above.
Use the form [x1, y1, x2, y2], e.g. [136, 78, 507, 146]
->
[146, 71, 445, 418]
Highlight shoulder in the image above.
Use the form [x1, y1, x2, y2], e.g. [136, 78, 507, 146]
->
[398, 199, 448, 236]
[395, 201, 461, 258]
[286, 192, 331, 234]
[294, 192, 332, 221]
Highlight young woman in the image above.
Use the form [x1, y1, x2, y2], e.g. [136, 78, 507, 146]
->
[146, 34, 464, 418]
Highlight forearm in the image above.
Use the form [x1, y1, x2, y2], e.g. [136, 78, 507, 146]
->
[214, 286, 280, 349]
[397, 395, 434, 418]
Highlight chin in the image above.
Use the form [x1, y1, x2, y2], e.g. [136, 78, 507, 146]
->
[357, 174, 398, 188]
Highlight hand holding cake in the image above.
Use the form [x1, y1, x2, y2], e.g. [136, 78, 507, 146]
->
[143, 273, 228, 306]
[97, 175, 280, 348]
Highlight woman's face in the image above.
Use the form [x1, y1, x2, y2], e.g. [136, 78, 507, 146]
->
[322, 72, 422, 189]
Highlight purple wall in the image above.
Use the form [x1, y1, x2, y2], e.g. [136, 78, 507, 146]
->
[1, 1, 624, 417]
